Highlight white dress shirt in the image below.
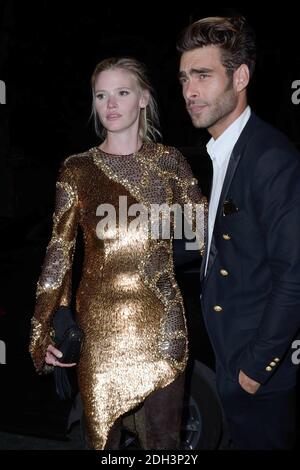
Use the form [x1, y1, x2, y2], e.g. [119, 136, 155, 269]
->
[205, 106, 251, 274]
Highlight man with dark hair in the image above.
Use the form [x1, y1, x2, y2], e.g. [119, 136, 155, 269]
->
[177, 15, 300, 449]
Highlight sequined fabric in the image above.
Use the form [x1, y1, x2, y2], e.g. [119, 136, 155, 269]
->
[29, 142, 207, 449]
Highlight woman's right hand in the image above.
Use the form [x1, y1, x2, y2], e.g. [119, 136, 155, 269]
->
[45, 344, 77, 367]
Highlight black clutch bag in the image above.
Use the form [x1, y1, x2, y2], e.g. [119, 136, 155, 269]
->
[52, 306, 84, 400]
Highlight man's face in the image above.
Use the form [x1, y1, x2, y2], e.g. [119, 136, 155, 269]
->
[179, 46, 239, 137]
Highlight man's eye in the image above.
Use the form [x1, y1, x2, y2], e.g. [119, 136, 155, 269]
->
[199, 74, 209, 79]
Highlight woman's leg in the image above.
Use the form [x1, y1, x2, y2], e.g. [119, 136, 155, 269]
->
[104, 417, 122, 450]
[135, 372, 185, 450]
[81, 411, 122, 450]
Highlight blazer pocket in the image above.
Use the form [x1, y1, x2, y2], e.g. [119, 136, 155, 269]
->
[222, 199, 239, 216]
[223, 208, 244, 218]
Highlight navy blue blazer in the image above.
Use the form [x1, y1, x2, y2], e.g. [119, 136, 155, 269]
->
[200, 113, 300, 387]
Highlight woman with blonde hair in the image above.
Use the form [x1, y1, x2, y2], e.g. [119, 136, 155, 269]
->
[29, 56, 207, 449]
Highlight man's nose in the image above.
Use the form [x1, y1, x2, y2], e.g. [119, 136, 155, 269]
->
[184, 81, 199, 100]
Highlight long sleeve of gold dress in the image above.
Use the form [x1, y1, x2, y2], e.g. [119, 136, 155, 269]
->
[29, 142, 207, 449]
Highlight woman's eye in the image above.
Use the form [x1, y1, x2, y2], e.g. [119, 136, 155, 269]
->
[119, 90, 129, 96]
[96, 93, 105, 100]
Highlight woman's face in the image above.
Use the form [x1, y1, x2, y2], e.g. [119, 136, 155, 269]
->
[94, 68, 149, 135]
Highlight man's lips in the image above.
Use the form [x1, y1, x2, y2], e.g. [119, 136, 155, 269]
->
[188, 104, 208, 113]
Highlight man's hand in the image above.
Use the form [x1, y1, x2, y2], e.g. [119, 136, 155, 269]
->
[239, 370, 261, 395]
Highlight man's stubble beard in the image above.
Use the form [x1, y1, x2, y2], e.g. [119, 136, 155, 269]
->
[190, 77, 238, 130]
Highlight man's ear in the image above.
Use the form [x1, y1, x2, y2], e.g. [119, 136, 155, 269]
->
[234, 64, 250, 93]
[140, 90, 150, 109]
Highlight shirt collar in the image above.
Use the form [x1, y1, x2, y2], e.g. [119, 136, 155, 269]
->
[206, 106, 251, 168]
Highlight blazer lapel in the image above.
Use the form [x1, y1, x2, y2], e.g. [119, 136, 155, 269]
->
[200, 223, 209, 282]
[201, 234, 217, 282]
[201, 113, 259, 284]
[205, 150, 242, 281]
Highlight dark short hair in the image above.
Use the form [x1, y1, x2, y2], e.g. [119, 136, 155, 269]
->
[177, 16, 257, 78]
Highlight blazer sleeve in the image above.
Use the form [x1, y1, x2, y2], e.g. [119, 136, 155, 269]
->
[238, 147, 300, 384]
[29, 159, 79, 374]
[171, 147, 208, 256]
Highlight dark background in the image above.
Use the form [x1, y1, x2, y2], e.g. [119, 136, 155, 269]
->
[0, 1, 299, 444]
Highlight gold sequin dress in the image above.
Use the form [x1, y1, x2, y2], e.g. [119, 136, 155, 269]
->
[29, 142, 207, 449]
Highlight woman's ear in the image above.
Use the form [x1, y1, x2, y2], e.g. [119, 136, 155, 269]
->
[140, 90, 150, 109]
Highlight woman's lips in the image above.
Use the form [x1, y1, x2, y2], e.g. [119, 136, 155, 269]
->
[106, 113, 121, 120]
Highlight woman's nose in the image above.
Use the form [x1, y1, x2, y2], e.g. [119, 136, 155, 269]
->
[107, 96, 118, 108]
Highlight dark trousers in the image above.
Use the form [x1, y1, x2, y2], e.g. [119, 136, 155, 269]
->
[105, 372, 185, 450]
[216, 365, 297, 449]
